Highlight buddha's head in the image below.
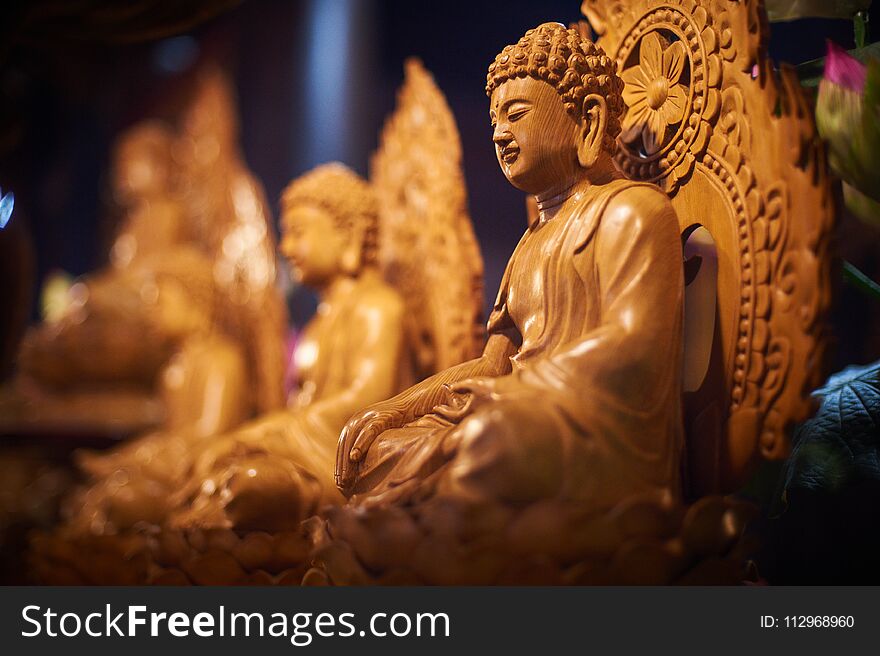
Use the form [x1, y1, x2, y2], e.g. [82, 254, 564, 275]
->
[486, 23, 624, 195]
[279, 163, 379, 289]
[112, 121, 174, 204]
[176, 67, 239, 177]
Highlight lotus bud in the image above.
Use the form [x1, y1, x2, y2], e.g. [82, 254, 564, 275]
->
[816, 41, 880, 222]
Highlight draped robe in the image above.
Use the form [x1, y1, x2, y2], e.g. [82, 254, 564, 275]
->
[351, 179, 685, 513]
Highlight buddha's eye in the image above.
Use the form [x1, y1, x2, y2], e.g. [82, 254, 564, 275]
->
[508, 106, 530, 122]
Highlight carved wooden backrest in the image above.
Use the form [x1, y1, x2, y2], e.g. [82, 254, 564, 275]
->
[581, 0, 836, 495]
[371, 59, 486, 379]
[177, 68, 288, 414]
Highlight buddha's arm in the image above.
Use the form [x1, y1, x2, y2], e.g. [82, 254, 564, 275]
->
[298, 288, 409, 435]
[335, 330, 517, 490]
[380, 332, 516, 420]
[164, 339, 249, 438]
[517, 189, 683, 439]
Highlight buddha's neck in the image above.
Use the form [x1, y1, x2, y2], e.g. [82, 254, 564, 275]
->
[533, 179, 589, 225]
[316, 269, 375, 310]
[532, 159, 622, 225]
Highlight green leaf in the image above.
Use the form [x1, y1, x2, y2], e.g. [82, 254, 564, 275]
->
[855, 10, 868, 48]
[766, 361, 880, 583]
[782, 360, 880, 495]
[766, 0, 872, 22]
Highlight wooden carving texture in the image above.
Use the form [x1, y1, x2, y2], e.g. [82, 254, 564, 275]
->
[371, 59, 485, 376]
[581, 0, 835, 493]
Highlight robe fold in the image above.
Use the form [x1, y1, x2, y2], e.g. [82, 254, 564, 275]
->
[352, 179, 685, 513]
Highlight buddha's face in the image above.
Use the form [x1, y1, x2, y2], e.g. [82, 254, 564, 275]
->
[113, 142, 168, 203]
[490, 77, 582, 195]
[280, 202, 351, 288]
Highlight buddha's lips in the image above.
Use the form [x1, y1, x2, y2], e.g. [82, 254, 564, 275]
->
[500, 143, 519, 163]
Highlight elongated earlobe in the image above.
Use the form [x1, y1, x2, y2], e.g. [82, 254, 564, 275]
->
[340, 220, 365, 275]
[577, 94, 608, 169]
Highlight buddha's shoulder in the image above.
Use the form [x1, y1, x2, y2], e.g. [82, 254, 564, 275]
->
[178, 333, 246, 373]
[598, 180, 677, 232]
[351, 274, 405, 317]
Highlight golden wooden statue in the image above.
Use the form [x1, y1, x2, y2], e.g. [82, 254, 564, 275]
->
[6, 68, 287, 438]
[72, 68, 289, 468]
[8, 122, 183, 432]
[309, 2, 835, 585]
[162, 163, 411, 532]
[27, 69, 292, 584]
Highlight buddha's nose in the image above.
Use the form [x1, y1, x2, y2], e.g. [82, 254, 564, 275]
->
[493, 128, 513, 148]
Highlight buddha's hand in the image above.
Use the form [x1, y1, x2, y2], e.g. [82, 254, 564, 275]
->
[335, 405, 404, 494]
[191, 434, 247, 479]
[432, 377, 500, 420]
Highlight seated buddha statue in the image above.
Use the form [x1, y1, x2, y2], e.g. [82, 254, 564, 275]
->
[63, 245, 250, 531]
[30, 164, 403, 582]
[334, 23, 684, 510]
[159, 163, 411, 533]
[10, 67, 287, 438]
[16, 122, 183, 402]
[310, 23, 689, 585]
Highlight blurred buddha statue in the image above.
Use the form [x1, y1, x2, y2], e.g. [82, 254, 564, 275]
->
[55, 162, 363, 534]
[71, 67, 288, 475]
[13, 123, 182, 428]
[163, 164, 411, 532]
[8, 66, 287, 436]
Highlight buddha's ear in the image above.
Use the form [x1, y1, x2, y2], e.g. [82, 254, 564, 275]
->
[577, 94, 608, 169]
[340, 218, 365, 275]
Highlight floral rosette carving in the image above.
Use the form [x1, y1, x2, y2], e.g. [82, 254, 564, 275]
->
[620, 32, 689, 156]
[610, 2, 721, 189]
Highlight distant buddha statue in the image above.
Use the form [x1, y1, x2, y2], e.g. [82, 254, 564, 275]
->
[9, 68, 287, 436]
[16, 122, 183, 401]
[167, 164, 413, 531]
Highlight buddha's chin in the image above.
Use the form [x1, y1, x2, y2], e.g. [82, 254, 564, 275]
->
[502, 166, 543, 195]
[501, 159, 534, 194]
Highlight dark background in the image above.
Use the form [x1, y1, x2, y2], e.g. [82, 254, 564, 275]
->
[0, 0, 867, 355]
